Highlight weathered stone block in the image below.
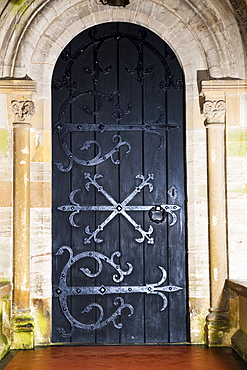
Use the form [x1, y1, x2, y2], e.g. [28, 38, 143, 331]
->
[0, 283, 11, 359]
[232, 329, 247, 363]
[11, 313, 34, 350]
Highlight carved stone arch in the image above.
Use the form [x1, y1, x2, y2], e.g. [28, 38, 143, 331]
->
[0, 0, 246, 85]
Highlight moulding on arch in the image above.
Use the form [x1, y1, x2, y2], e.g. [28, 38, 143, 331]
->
[201, 79, 247, 92]
[0, 0, 245, 84]
[0, 79, 36, 94]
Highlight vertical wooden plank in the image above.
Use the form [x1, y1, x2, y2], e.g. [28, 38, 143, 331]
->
[118, 23, 145, 344]
[93, 22, 121, 344]
[52, 137, 72, 343]
[52, 45, 72, 343]
[70, 29, 97, 343]
[142, 29, 169, 343]
[166, 44, 188, 342]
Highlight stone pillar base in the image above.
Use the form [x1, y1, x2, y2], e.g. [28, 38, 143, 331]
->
[205, 311, 230, 346]
[11, 312, 34, 349]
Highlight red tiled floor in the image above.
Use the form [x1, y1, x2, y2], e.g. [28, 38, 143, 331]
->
[2, 346, 247, 370]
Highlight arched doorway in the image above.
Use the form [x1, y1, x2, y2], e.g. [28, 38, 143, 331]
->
[51, 22, 187, 344]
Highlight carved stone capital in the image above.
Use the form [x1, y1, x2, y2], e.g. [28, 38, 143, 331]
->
[11, 100, 35, 123]
[203, 100, 226, 124]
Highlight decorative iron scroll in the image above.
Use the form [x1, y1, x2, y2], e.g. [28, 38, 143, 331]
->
[54, 93, 179, 172]
[53, 247, 183, 336]
[53, 27, 182, 172]
[58, 173, 181, 244]
[53, 29, 183, 89]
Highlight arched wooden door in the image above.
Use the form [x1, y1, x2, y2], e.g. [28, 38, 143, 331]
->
[52, 22, 187, 344]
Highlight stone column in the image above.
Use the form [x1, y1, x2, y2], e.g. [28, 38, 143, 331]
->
[201, 84, 228, 346]
[8, 87, 35, 349]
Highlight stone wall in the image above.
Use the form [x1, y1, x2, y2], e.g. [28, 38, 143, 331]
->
[0, 92, 12, 280]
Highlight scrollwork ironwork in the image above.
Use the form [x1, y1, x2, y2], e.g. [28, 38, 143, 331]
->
[54, 97, 179, 172]
[53, 247, 182, 336]
[54, 133, 131, 172]
[57, 173, 181, 244]
[52, 28, 183, 89]
[81, 39, 112, 84]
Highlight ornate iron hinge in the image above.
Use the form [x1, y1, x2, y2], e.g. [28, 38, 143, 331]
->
[54, 96, 179, 172]
[58, 173, 181, 244]
[53, 247, 183, 337]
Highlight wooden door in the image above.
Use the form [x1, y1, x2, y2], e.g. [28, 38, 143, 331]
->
[52, 22, 187, 344]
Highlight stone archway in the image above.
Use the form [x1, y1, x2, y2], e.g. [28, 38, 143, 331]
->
[0, 0, 246, 347]
[1, 0, 245, 81]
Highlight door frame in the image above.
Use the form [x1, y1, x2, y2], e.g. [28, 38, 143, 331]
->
[5, 0, 239, 346]
[51, 22, 188, 344]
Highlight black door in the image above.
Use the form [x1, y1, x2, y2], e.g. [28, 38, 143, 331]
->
[52, 22, 187, 344]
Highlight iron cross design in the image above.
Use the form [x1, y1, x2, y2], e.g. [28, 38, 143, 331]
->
[58, 172, 181, 245]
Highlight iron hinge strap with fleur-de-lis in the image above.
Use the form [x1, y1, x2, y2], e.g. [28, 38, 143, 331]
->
[58, 173, 181, 245]
[53, 247, 183, 337]
[54, 100, 179, 172]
